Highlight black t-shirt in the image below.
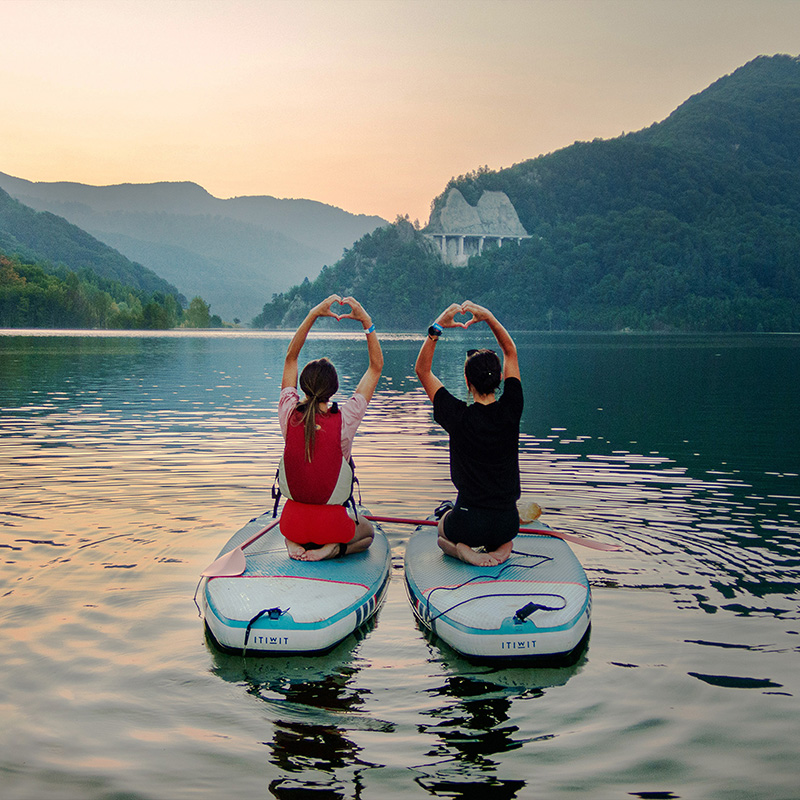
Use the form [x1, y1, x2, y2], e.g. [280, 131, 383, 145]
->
[433, 377, 523, 509]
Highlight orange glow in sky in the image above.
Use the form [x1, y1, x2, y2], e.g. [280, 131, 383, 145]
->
[1, 0, 798, 222]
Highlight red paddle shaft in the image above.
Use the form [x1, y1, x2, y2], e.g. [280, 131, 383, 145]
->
[363, 514, 620, 552]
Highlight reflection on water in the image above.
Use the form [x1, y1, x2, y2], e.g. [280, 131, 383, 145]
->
[420, 676, 543, 772]
[208, 613, 585, 799]
[209, 625, 389, 798]
[1, 330, 799, 800]
[409, 645, 585, 797]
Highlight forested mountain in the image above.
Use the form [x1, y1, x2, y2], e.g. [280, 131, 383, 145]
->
[0, 174, 387, 321]
[255, 55, 800, 332]
[252, 220, 453, 329]
[0, 187, 183, 300]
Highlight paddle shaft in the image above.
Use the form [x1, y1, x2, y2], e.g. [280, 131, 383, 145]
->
[238, 519, 281, 551]
[363, 514, 620, 551]
[365, 514, 552, 532]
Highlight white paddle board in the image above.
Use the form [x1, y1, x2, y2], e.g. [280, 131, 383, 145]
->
[404, 520, 591, 662]
[203, 508, 391, 654]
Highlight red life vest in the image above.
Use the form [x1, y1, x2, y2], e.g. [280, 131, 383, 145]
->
[278, 405, 354, 505]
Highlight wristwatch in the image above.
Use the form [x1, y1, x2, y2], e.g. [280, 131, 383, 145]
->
[427, 324, 442, 339]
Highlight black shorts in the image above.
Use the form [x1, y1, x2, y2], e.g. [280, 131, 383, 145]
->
[442, 503, 519, 551]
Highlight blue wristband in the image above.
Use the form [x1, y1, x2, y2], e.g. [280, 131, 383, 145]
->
[365, 323, 376, 334]
[431, 322, 442, 333]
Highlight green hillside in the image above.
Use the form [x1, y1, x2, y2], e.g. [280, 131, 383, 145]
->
[252, 219, 453, 330]
[0, 186, 184, 301]
[255, 55, 800, 332]
[0, 187, 222, 329]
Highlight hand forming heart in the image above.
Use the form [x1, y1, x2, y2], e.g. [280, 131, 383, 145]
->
[456, 300, 492, 328]
[315, 294, 369, 324]
[453, 308, 476, 328]
[329, 299, 352, 321]
[438, 302, 477, 329]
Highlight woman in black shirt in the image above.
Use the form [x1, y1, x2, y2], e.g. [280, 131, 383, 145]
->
[415, 301, 523, 566]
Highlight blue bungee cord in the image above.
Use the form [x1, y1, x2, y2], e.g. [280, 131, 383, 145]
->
[424, 552, 567, 627]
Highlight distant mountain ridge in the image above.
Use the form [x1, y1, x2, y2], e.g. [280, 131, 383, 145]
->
[0, 173, 387, 320]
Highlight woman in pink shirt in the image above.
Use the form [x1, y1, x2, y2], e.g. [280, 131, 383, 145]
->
[278, 294, 383, 561]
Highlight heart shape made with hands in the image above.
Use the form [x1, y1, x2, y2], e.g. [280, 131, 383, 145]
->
[329, 300, 352, 321]
[452, 309, 476, 328]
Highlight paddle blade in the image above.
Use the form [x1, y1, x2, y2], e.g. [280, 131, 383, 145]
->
[200, 519, 281, 577]
[201, 546, 247, 577]
[519, 527, 621, 551]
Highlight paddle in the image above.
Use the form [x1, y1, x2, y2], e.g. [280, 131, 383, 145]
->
[364, 515, 620, 551]
[200, 510, 618, 579]
[201, 519, 281, 578]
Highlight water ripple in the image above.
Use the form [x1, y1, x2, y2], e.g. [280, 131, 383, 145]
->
[1, 330, 798, 800]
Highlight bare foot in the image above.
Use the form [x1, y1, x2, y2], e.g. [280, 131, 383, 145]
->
[456, 543, 497, 567]
[484, 540, 514, 565]
[285, 540, 308, 560]
[302, 542, 339, 561]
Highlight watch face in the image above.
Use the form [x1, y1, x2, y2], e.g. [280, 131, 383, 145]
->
[427, 325, 441, 337]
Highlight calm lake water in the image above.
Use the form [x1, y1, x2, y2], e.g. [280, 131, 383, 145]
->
[1, 329, 798, 800]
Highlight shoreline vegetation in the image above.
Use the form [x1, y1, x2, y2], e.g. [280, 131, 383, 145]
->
[0, 253, 223, 330]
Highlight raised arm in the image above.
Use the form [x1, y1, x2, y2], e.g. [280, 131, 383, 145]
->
[414, 303, 466, 402]
[341, 296, 383, 402]
[281, 295, 342, 389]
[461, 301, 520, 380]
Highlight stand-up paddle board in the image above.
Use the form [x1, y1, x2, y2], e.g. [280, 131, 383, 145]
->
[202, 508, 390, 655]
[404, 518, 591, 662]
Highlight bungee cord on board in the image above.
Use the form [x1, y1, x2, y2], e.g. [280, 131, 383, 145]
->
[423, 552, 567, 628]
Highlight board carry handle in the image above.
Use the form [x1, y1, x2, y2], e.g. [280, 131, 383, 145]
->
[363, 515, 620, 552]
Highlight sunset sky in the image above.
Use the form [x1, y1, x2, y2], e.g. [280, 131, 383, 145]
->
[2, 0, 799, 223]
